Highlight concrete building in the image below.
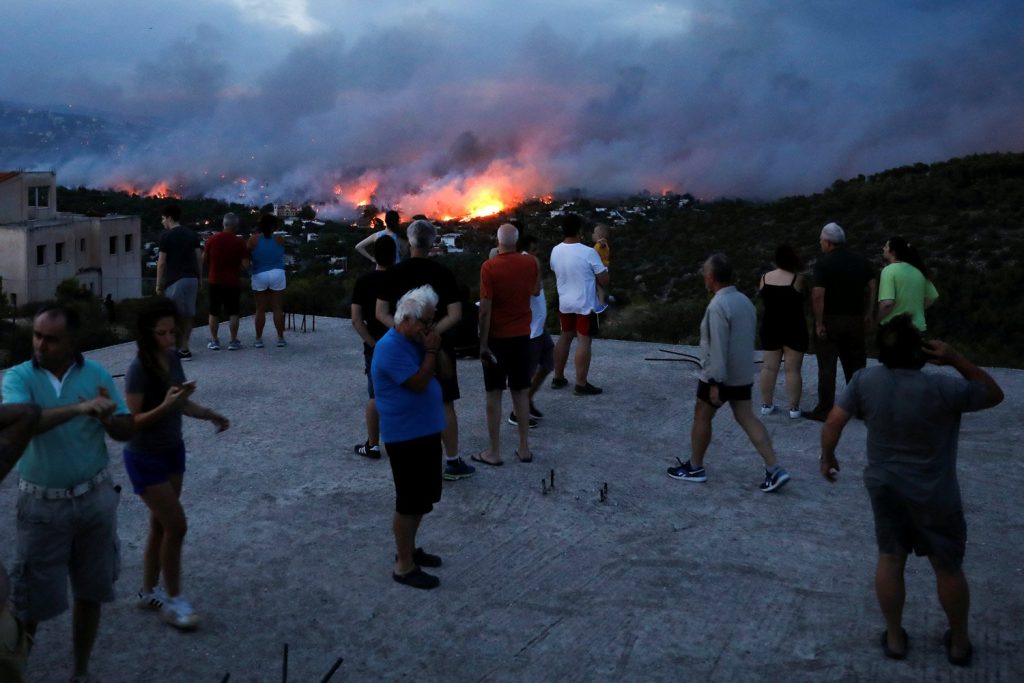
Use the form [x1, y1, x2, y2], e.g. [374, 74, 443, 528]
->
[0, 171, 141, 307]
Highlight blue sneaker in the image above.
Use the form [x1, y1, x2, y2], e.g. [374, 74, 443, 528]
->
[667, 457, 706, 483]
[759, 467, 791, 492]
[443, 457, 476, 480]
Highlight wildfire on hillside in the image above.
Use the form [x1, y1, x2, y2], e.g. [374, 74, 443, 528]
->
[113, 180, 182, 199]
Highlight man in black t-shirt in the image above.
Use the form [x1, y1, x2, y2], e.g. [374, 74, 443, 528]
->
[350, 236, 396, 459]
[808, 222, 877, 420]
[156, 204, 202, 360]
[376, 220, 475, 481]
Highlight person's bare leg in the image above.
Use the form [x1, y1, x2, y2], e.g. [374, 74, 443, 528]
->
[876, 553, 909, 655]
[270, 290, 285, 340]
[479, 390, 503, 463]
[553, 331, 574, 382]
[930, 556, 971, 659]
[393, 512, 422, 574]
[574, 333, 593, 386]
[228, 314, 240, 343]
[207, 314, 220, 343]
[254, 290, 268, 340]
[365, 399, 379, 448]
[140, 476, 187, 597]
[730, 400, 778, 467]
[759, 349, 782, 408]
[783, 348, 805, 411]
[179, 318, 194, 352]
[141, 510, 164, 592]
[690, 399, 716, 468]
[442, 402, 459, 457]
[528, 366, 551, 402]
[71, 598, 101, 679]
[511, 388, 532, 460]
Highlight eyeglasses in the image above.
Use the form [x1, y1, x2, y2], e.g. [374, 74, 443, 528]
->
[417, 317, 434, 327]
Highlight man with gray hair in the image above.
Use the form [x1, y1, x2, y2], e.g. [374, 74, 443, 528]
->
[807, 221, 877, 421]
[667, 254, 790, 492]
[377, 219, 475, 480]
[372, 285, 450, 589]
[474, 223, 540, 466]
[202, 212, 248, 351]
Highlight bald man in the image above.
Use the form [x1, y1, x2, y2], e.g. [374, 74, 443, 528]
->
[475, 224, 540, 465]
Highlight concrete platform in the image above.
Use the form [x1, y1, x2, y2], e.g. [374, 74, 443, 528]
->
[2, 316, 1021, 681]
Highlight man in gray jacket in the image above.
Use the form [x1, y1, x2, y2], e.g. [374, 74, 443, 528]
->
[668, 254, 790, 492]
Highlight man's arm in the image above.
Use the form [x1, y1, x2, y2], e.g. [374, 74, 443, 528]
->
[155, 252, 167, 294]
[434, 301, 462, 337]
[820, 405, 853, 482]
[812, 286, 826, 338]
[401, 331, 443, 393]
[478, 298, 493, 358]
[351, 304, 377, 347]
[375, 298, 395, 329]
[354, 233, 377, 262]
[924, 341, 1004, 408]
[0, 403, 41, 482]
[100, 414, 135, 441]
[595, 269, 610, 288]
[877, 299, 895, 321]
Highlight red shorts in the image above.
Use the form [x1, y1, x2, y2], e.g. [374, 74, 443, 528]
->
[558, 312, 599, 336]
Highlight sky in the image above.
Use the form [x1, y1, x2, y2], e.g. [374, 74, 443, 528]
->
[2, 0, 1023, 215]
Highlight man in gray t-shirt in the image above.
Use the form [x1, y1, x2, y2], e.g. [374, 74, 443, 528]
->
[821, 314, 1002, 666]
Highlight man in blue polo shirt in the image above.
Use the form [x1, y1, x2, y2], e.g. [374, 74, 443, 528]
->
[1, 305, 134, 683]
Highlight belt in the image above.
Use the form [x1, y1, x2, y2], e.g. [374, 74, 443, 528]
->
[18, 468, 110, 500]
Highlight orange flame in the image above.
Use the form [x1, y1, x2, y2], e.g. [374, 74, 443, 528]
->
[113, 180, 182, 199]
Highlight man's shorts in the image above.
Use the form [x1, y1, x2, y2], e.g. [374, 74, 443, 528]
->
[363, 350, 376, 400]
[385, 433, 443, 516]
[482, 336, 531, 392]
[10, 479, 121, 623]
[867, 483, 967, 569]
[165, 277, 198, 317]
[559, 312, 599, 336]
[696, 380, 753, 405]
[438, 342, 460, 403]
[123, 444, 187, 495]
[528, 333, 555, 376]
[251, 268, 286, 292]
[208, 283, 241, 318]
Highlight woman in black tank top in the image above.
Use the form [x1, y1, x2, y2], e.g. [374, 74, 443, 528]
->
[757, 244, 809, 418]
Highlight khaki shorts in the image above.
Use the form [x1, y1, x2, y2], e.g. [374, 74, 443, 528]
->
[10, 479, 121, 623]
[0, 607, 28, 683]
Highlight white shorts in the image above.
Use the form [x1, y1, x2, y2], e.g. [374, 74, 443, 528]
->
[251, 269, 286, 292]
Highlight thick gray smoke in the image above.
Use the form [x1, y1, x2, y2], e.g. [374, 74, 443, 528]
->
[2, 0, 1023, 214]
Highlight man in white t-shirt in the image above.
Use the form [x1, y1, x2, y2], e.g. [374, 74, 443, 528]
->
[549, 214, 609, 395]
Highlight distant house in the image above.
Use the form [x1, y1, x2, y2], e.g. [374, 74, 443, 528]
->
[0, 171, 141, 307]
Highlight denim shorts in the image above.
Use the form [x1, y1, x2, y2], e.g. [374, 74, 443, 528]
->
[123, 443, 187, 495]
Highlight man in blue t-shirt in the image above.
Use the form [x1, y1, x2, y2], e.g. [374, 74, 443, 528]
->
[820, 315, 1003, 667]
[372, 285, 449, 590]
[1, 305, 134, 681]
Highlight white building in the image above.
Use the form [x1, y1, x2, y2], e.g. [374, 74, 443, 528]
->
[0, 171, 141, 307]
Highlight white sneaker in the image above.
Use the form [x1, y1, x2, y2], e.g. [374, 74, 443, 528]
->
[759, 404, 776, 416]
[161, 595, 201, 630]
[788, 408, 802, 419]
[136, 586, 168, 610]
[254, 339, 265, 349]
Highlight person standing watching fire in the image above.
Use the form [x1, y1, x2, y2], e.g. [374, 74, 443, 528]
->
[156, 203, 202, 361]
[356, 210, 408, 264]
[202, 212, 248, 351]
[549, 213, 608, 395]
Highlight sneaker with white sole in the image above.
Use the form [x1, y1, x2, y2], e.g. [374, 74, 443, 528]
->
[161, 595, 201, 630]
[443, 457, 476, 480]
[276, 338, 287, 348]
[760, 404, 776, 416]
[788, 408, 802, 419]
[254, 339, 264, 349]
[667, 457, 707, 482]
[227, 339, 243, 351]
[136, 586, 168, 610]
[507, 412, 538, 428]
[207, 339, 220, 351]
[759, 467, 791, 493]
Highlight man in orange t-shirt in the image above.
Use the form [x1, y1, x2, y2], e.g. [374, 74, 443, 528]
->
[202, 212, 249, 351]
[475, 223, 540, 466]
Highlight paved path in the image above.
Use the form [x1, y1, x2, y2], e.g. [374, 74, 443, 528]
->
[2, 316, 1021, 681]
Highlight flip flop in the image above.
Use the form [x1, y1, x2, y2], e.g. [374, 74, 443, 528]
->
[471, 452, 503, 467]
[880, 628, 909, 660]
[514, 448, 533, 463]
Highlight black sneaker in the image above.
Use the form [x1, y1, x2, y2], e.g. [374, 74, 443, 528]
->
[177, 349, 193, 361]
[574, 382, 603, 396]
[392, 567, 440, 590]
[529, 403, 544, 419]
[759, 467, 791, 493]
[507, 412, 538, 428]
[550, 377, 569, 389]
[667, 457, 707, 482]
[394, 547, 443, 568]
[354, 442, 381, 459]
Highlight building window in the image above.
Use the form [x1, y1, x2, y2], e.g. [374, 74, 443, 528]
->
[27, 186, 50, 208]
[55, 242, 65, 263]
[80, 238, 86, 251]
[36, 244, 46, 266]
[109, 236, 117, 255]
[124, 234, 133, 252]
